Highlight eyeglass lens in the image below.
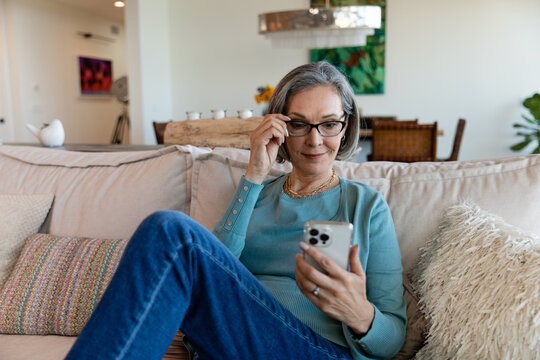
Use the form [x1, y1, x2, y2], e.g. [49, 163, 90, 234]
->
[286, 121, 345, 137]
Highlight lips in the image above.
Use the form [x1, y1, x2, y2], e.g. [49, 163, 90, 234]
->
[302, 153, 325, 160]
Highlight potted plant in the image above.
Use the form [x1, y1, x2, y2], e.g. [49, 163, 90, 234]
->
[510, 93, 540, 154]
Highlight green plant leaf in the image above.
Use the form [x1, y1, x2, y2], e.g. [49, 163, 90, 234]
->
[512, 93, 540, 152]
[523, 93, 540, 121]
[521, 114, 539, 125]
[510, 139, 532, 151]
[512, 123, 536, 130]
[515, 132, 534, 138]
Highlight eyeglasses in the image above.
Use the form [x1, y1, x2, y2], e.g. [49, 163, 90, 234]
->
[285, 117, 346, 137]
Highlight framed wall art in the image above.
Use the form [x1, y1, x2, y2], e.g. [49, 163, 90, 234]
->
[310, 0, 387, 94]
[78, 56, 113, 96]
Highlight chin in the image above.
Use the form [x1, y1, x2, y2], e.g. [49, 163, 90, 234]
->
[296, 159, 334, 174]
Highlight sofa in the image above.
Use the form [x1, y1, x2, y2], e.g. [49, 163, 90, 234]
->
[0, 144, 538, 360]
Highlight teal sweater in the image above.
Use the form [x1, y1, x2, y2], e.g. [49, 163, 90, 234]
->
[213, 175, 406, 359]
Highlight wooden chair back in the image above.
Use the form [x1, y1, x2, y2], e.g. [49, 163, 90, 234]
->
[152, 121, 170, 145]
[360, 115, 397, 129]
[438, 118, 466, 161]
[370, 120, 438, 162]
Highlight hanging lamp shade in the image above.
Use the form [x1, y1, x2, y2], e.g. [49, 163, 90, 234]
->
[259, 6, 381, 49]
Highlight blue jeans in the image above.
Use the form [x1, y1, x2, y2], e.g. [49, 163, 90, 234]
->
[65, 211, 352, 360]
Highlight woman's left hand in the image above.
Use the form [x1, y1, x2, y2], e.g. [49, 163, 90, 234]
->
[295, 243, 375, 336]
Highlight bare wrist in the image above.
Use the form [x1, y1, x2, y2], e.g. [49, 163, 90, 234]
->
[349, 303, 375, 337]
[244, 168, 265, 184]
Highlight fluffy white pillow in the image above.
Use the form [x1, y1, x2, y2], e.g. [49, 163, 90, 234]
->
[413, 203, 540, 359]
[0, 194, 54, 287]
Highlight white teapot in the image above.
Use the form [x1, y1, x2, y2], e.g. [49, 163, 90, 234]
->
[26, 119, 65, 147]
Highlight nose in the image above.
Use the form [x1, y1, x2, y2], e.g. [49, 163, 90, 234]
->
[305, 126, 323, 146]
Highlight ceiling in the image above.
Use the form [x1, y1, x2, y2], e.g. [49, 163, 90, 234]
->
[54, 0, 124, 22]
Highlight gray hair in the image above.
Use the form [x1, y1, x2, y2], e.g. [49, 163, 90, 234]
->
[267, 61, 360, 163]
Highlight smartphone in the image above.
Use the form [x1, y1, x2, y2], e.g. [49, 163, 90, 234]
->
[303, 220, 354, 273]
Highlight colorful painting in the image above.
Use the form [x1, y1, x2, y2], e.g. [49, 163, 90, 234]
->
[310, 0, 386, 94]
[78, 56, 113, 95]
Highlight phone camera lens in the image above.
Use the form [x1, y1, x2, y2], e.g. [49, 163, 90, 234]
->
[320, 234, 329, 241]
[309, 238, 318, 245]
[310, 229, 319, 236]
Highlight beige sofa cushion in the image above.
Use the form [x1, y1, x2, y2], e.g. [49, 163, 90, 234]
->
[0, 332, 188, 360]
[0, 335, 75, 360]
[192, 151, 540, 265]
[388, 155, 540, 272]
[190, 152, 392, 231]
[190, 153, 289, 231]
[0, 145, 209, 239]
[0, 194, 54, 287]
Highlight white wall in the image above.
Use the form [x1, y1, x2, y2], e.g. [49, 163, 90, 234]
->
[160, 0, 540, 160]
[0, 0, 15, 143]
[359, 0, 540, 159]
[126, 0, 172, 144]
[168, 0, 308, 122]
[2, 0, 127, 144]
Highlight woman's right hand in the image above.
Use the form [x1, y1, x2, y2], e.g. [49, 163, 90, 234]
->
[244, 114, 289, 184]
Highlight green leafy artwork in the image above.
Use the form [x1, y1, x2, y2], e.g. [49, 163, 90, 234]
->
[310, 0, 386, 94]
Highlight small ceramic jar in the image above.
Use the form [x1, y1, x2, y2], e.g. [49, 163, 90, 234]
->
[211, 109, 226, 120]
[237, 109, 253, 119]
[186, 111, 202, 120]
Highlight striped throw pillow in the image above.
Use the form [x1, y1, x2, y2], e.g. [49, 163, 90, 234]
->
[0, 234, 127, 335]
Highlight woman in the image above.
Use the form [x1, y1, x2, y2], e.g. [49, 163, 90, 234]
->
[66, 62, 406, 360]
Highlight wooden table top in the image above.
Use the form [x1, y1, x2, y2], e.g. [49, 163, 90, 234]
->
[163, 117, 444, 149]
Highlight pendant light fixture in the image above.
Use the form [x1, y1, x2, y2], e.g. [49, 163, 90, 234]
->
[258, 2, 381, 49]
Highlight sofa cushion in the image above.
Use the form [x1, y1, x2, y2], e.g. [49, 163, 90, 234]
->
[0, 335, 75, 360]
[0, 234, 126, 335]
[0, 145, 209, 239]
[412, 203, 540, 359]
[0, 194, 54, 287]
[392, 275, 428, 359]
[388, 154, 540, 272]
[190, 152, 392, 232]
[194, 150, 540, 238]
[0, 332, 188, 360]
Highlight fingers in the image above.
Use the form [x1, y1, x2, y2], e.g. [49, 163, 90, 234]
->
[295, 244, 343, 293]
[295, 254, 326, 303]
[296, 243, 373, 331]
[349, 244, 363, 275]
[295, 243, 366, 299]
[251, 114, 289, 145]
[245, 114, 289, 183]
[299, 242, 345, 277]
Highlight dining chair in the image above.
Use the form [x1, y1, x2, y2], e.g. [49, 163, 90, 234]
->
[437, 118, 466, 161]
[360, 115, 397, 129]
[152, 121, 171, 145]
[369, 120, 438, 162]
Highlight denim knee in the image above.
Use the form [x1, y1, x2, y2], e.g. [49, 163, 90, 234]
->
[129, 210, 195, 251]
[143, 210, 191, 227]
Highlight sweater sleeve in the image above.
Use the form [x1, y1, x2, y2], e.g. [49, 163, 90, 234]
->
[343, 193, 407, 359]
[212, 176, 263, 258]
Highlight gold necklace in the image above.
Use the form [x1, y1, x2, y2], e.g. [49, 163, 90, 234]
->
[284, 169, 336, 198]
